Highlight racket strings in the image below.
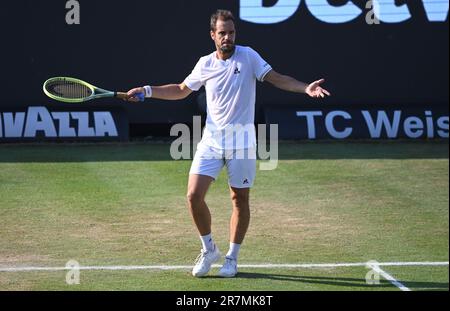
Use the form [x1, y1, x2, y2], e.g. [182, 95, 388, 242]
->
[46, 80, 92, 99]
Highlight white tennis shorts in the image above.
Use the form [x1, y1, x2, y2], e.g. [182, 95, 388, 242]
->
[189, 142, 257, 188]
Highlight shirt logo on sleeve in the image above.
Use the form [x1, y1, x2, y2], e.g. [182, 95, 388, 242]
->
[234, 67, 241, 74]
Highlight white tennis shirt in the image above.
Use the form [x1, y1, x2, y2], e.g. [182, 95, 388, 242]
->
[184, 45, 272, 150]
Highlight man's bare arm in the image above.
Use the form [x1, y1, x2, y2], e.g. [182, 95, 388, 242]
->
[126, 82, 193, 101]
[264, 70, 331, 98]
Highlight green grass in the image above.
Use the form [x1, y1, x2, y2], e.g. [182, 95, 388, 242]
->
[0, 141, 448, 291]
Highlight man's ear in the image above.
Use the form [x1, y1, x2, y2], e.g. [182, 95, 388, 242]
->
[210, 30, 215, 41]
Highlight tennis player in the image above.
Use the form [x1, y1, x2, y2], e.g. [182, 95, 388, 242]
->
[126, 9, 330, 278]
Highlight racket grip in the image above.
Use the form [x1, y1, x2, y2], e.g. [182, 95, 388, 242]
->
[136, 92, 145, 102]
[115, 92, 144, 101]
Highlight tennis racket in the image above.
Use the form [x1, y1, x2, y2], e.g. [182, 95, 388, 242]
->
[43, 77, 144, 103]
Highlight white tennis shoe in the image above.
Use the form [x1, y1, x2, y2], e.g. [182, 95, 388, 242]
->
[192, 245, 221, 277]
[218, 256, 238, 278]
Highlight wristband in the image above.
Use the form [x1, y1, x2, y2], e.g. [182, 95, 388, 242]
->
[143, 85, 153, 98]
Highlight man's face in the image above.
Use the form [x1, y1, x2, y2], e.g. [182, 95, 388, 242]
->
[211, 19, 236, 54]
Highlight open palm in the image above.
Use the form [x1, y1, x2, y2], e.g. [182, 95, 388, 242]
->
[306, 79, 331, 98]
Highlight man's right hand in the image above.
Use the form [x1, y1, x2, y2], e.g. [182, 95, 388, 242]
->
[126, 87, 145, 102]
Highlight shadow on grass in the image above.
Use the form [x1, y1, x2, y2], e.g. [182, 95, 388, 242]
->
[0, 140, 448, 163]
[207, 272, 449, 290]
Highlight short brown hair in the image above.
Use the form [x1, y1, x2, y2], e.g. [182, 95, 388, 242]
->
[210, 9, 235, 31]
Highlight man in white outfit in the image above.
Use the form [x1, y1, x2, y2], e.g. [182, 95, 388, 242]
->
[126, 9, 330, 278]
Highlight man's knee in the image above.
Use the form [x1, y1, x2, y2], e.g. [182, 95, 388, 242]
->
[187, 174, 213, 207]
[230, 189, 249, 206]
[187, 190, 205, 206]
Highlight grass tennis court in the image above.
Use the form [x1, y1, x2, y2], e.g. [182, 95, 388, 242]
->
[0, 141, 448, 291]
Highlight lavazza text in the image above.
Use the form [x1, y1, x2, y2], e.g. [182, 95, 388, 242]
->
[0, 107, 118, 138]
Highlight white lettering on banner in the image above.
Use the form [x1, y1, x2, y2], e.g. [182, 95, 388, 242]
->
[373, 0, 411, 23]
[423, 0, 450, 21]
[240, 0, 300, 24]
[0, 107, 118, 138]
[306, 0, 362, 24]
[425, 111, 435, 138]
[362, 110, 448, 138]
[296, 111, 323, 139]
[24, 107, 57, 138]
[94, 112, 118, 137]
[240, 0, 449, 24]
[51, 112, 77, 137]
[70, 112, 95, 137]
[2, 112, 25, 138]
[404, 117, 424, 138]
[437, 116, 449, 138]
[296, 110, 449, 139]
[325, 111, 353, 139]
[362, 110, 402, 138]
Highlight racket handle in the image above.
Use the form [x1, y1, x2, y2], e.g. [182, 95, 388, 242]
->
[135, 92, 145, 102]
[115, 92, 145, 101]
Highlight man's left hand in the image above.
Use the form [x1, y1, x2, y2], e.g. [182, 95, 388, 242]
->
[306, 79, 331, 98]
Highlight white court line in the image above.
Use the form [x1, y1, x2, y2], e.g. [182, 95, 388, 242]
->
[0, 261, 448, 272]
[368, 263, 411, 291]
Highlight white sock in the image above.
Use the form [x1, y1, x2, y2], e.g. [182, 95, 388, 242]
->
[200, 233, 215, 251]
[226, 242, 241, 260]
